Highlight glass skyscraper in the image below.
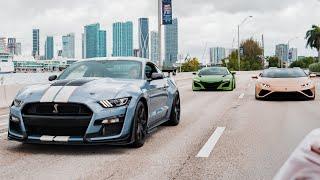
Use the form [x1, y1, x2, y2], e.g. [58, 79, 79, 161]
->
[209, 47, 226, 65]
[62, 33, 75, 58]
[112, 21, 133, 57]
[150, 31, 159, 64]
[32, 29, 40, 58]
[45, 36, 54, 60]
[84, 23, 107, 58]
[138, 18, 149, 59]
[99, 30, 107, 57]
[276, 44, 289, 62]
[164, 18, 178, 67]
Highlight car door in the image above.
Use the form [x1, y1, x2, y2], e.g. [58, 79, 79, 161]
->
[145, 63, 169, 126]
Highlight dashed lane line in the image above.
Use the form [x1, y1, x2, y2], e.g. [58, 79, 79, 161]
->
[196, 127, 226, 158]
[239, 93, 245, 99]
[0, 132, 7, 139]
[0, 114, 9, 118]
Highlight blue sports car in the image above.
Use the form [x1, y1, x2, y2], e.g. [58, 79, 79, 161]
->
[8, 57, 180, 147]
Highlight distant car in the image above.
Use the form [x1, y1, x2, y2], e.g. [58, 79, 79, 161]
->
[192, 67, 236, 91]
[8, 57, 180, 147]
[253, 68, 316, 100]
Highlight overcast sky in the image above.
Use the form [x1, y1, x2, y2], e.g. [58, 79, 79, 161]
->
[1, 0, 320, 62]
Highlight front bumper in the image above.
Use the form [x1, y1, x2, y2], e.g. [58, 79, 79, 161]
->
[7, 101, 137, 145]
[256, 86, 315, 100]
[193, 80, 233, 91]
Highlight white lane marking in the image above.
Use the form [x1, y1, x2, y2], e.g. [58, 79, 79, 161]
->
[54, 86, 78, 102]
[0, 114, 9, 118]
[0, 132, 8, 138]
[196, 127, 226, 158]
[40, 86, 63, 102]
[239, 93, 245, 99]
[0, 122, 8, 126]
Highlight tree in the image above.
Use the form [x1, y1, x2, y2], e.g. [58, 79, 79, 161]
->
[268, 56, 280, 68]
[306, 25, 320, 61]
[289, 57, 316, 68]
[181, 57, 200, 72]
[240, 38, 264, 70]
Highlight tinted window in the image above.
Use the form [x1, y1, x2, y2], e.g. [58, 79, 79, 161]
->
[58, 60, 142, 80]
[261, 68, 307, 78]
[199, 67, 229, 76]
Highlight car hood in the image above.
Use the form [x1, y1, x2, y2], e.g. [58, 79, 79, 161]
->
[16, 78, 144, 103]
[259, 77, 312, 87]
[195, 75, 233, 82]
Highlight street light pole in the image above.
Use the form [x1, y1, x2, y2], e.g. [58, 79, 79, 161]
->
[158, 0, 162, 68]
[237, 16, 253, 71]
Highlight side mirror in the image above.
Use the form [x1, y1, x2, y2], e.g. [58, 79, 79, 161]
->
[151, 73, 164, 80]
[192, 72, 197, 75]
[251, 75, 258, 79]
[48, 75, 58, 81]
[310, 74, 317, 78]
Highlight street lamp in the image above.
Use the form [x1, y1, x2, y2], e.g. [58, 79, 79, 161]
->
[238, 16, 253, 71]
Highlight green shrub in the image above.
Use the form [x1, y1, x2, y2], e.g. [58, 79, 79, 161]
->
[309, 63, 320, 72]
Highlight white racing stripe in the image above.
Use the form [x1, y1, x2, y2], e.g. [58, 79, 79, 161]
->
[196, 127, 226, 158]
[40, 86, 63, 102]
[54, 136, 70, 142]
[40, 135, 55, 142]
[54, 86, 78, 102]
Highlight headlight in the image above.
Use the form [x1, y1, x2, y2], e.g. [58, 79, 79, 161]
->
[13, 99, 23, 107]
[99, 97, 131, 108]
[223, 79, 231, 82]
[261, 83, 270, 88]
[302, 81, 312, 88]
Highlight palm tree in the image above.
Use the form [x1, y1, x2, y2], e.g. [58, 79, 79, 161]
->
[306, 25, 320, 61]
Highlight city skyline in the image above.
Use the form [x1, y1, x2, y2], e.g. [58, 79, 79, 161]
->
[1, 0, 319, 60]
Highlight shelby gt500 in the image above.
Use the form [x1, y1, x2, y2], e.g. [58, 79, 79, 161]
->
[8, 57, 180, 147]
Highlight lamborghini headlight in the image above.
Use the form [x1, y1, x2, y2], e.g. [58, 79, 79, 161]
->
[13, 99, 23, 107]
[301, 81, 312, 88]
[99, 97, 131, 108]
[261, 83, 270, 88]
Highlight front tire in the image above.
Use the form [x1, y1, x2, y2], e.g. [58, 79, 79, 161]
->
[166, 93, 181, 126]
[130, 101, 147, 148]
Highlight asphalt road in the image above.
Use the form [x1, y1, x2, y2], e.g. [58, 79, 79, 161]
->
[1, 72, 320, 180]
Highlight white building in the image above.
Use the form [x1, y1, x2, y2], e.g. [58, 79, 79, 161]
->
[150, 31, 159, 64]
[0, 38, 7, 53]
[289, 48, 298, 62]
[209, 47, 226, 65]
[62, 33, 75, 58]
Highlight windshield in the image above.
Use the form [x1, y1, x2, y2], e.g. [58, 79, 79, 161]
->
[199, 67, 229, 76]
[58, 60, 142, 80]
[261, 68, 307, 78]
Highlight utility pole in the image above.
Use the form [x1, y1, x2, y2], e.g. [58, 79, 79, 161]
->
[158, 0, 162, 68]
[237, 16, 253, 71]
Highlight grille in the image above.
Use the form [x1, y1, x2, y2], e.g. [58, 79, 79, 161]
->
[200, 81, 222, 90]
[302, 89, 313, 96]
[22, 103, 93, 137]
[266, 92, 308, 100]
[259, 90, 271, 97]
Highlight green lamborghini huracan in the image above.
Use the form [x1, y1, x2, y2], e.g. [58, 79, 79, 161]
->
[192, 67, 236, 91]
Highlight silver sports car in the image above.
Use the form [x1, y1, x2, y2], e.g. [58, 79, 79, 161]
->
[8, 57, 180, 147]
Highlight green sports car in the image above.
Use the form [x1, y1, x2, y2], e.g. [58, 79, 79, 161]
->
[192, 67, 236, 91]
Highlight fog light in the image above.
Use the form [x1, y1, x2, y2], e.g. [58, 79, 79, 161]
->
[102, 118, 120, 124]
[10, 116, 20, 123]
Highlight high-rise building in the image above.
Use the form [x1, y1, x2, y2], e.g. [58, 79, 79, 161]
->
[275, 44, 289, 62]
[0, 37, 7, 53]
[99, 30, 107, 57]
[150, 31, 159, 64]
[62, 33, 75, 58]
[15, 42, 22, 55]
[82, 33, 86, 59]
[138, 18, 149, 58]
[32, 29, 40, 58]
[113, 21, 133, 57]
[289, 48, 298, 62]
[45, 36, 54, 60]
[7, 38, 16, 55]
[209, 47, 226, 65]
[84, 23, 106, 58]
[164, 18, 178, 67]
